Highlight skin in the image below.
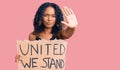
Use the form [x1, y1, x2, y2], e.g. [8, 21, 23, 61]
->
[42, 6, 56, 29]
[38, 6, 56, 40]
[15, 6, 78, 63]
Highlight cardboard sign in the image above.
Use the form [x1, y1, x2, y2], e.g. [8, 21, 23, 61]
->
[17, 40, 67, 70]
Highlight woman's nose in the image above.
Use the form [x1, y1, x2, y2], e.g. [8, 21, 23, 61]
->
[48, 16, 52, 21]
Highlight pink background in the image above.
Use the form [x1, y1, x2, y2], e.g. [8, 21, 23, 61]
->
[0, 0, 120, 70]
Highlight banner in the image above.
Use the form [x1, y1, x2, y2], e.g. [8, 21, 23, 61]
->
[17, 40, 67, 70]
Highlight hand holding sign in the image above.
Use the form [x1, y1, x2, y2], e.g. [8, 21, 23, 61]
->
[15, 54, 21, 63]
[61, 6, 78, 28]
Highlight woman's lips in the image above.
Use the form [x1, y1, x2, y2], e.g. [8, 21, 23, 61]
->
[47, 22, 52, 25]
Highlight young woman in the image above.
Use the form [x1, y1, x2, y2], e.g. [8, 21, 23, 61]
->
[15, 2, 78, 62]
[29, 2, 78, 40]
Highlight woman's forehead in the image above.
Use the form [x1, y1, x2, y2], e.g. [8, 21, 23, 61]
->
[44, 6, 55, 14]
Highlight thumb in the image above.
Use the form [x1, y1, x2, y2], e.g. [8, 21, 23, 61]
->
[61, 21, 69, 26]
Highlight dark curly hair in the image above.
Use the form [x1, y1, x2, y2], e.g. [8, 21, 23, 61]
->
[33, 2, 64, 34]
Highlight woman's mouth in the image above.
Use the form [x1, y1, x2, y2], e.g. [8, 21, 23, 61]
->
[47, 22, 52, 25]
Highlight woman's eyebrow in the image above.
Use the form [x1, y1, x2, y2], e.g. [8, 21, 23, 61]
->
[44, 13, 56, 15]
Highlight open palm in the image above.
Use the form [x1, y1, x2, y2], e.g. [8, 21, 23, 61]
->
[61, 6, 78, 28]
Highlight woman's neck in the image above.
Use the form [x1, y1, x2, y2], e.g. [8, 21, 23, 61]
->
[43, 28, 52, 34]
[37, 28, 53, 40]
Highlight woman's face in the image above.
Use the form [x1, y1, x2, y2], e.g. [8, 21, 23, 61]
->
[42, 6, 56, 29]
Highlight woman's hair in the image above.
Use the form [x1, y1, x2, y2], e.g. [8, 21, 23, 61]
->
[33, 2, 64, 34]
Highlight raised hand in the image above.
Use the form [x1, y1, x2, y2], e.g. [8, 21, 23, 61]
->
[61, 6, 78, 28]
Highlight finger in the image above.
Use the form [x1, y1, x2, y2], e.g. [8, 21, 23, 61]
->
[15, 55, 21, 63]
[62, 6, 68, 16]
[61, 8, 67, 17]
[15, 58, 19, 63]
[62, 6, 69, 16]
[64, 6, 72, 15]
[61, 21, 69, 26]
[69, 8, 74, 15]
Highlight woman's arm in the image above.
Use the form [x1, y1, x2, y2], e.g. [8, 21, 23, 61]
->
[59, 6, 78, 39]
[59, 27, 76, 39]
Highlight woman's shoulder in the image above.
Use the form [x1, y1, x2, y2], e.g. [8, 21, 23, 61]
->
[29, 31, 36, 41]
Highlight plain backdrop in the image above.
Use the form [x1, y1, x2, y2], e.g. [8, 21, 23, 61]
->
[0, 0, 120, 70]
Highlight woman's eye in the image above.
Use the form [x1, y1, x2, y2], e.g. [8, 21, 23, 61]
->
[43, 14, 56, 18]
[43, 14, 48, 17]
[52, 15, 56, 17]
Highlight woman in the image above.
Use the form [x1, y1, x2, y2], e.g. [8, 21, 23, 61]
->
[15, 2, 78, 62]
[29, 2, 78, 40]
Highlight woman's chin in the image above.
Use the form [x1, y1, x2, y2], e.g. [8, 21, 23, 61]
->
[45, 26, 53, 29]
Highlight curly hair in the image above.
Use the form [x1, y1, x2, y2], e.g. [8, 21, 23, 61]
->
[33, 2, 64, 34]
